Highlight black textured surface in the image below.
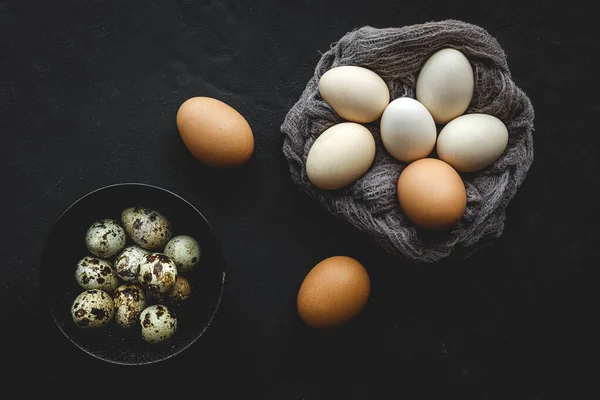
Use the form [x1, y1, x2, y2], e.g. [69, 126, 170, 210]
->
[1, 0, 599, 398]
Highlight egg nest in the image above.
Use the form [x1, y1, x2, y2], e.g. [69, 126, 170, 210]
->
[281, 19, 535, 262]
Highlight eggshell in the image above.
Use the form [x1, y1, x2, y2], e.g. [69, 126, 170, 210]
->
[164, 235, 201, 273]
[113, 284, 147, 329]
[140, 305, 177, 344]
[436, 113, 509, 172]
[319, 66, 390, 123]
[75, 256, 119, 293]
[176, 97, 254, 168]
[85, 219, 126, 258]
[306, 122, 376, 190]
[416, 48, 474, 124]
[137, 253, 178, 297]
[380, 97, 437, 163]
[397, 158, 466, 231]
[121, 207, 172, 251]
[71, 290, 114, 329]
[297, 256, 370, 329]
[168, 276, 192, 303]
[114, 246, 148, 282]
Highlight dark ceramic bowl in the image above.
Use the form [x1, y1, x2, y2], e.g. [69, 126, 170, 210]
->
[40, 183, 226, 365]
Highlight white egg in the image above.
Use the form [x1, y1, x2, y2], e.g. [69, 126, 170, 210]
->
[416, 48, 474, 124]
[436, 113, 509, 172]
[75, 256, 119, 293]
[121, 207, 172, 250]
[140, 305, 177, 344]
[114, 246, 148, 282]
[71, 289, 114, 328]
[380, 97, 437, 163]
[85, 219, 126, 258]
[137, 253, 178, 297]
[164, 235, 201, 273]
[113, 284, 147, 329]
[306, 122, 376, 190]
[319, 66, 390, 123]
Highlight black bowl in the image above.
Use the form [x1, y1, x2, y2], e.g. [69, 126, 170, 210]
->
[40, 183, 226, 365]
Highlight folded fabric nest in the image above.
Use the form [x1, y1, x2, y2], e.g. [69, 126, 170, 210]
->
[281, 19, 535, 262]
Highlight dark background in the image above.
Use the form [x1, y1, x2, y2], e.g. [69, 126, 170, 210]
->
[1, 0, 598, 398]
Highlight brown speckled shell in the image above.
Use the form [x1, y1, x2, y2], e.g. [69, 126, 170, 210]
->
[121, 207, 172, 250]
[168, 276, 192, 303]
[75, 256, 119, 293]
[139, 304, 178, 343]
[137, 253, 178, 296]
[71, 289, 114, 329]
[113, 284, 147, 329]
[85, 219, 127, 258]
[114, 246, 148, 282]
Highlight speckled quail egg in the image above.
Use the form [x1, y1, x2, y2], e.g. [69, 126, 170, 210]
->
[113, 284, 147, 329]
[137, 253, 178, 298]
[139, 304, 177, 343]
[168, 276, 192, 303]
[71, 289, 114, 328]
[85, 219, 127, 258]
[121, 207, 172, 250]
[75, 256, 119, 293]
[114, 246, 148, 282]
[164, 235, 201, 273]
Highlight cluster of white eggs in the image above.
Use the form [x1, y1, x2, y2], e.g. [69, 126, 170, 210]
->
[306, 48, 509, 231]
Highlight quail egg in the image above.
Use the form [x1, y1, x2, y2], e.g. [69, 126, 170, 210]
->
[138, 253, 178, 297]
[75, 256, 119, 293]
[114, 246, 148, 282]
[164, 235, 201, 273]
[140, 304, 177, 343]
[113, 284, 147, 329]
[121, 207, 172, 250]
[85, 219, 127, 258]
[168, 276, 192, 303]
[71, 289, 114, 328]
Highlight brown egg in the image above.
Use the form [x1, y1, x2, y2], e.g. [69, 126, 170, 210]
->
[397, 158, 466, 230]
[168, 276, 192, 303]
[176, 97, 254, 168]
[297, 256, 370, 329]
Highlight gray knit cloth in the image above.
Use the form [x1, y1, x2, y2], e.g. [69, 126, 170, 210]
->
[281, 20, 535, 262]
